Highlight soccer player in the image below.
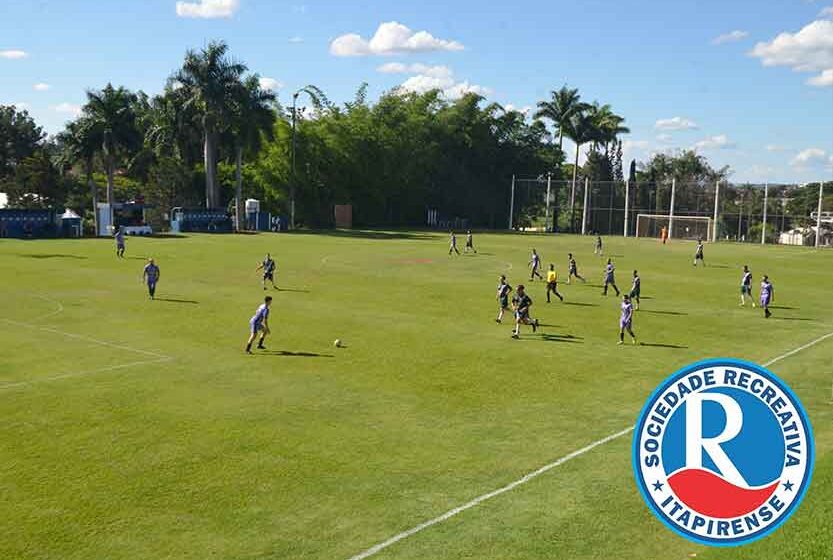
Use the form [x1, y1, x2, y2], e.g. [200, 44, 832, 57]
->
[603, 258, 620, 296]
[567, 253, 585, 284]
[760, 275, 774, 318]
[142, 258, 160, 300]
[495, 274, 513, 323]
[511, 284, 538, 339]
[660, 226, 668, 245]
[245, 295, 272, 353]
[618, 294, 637, 345]
[546, 264, 564, 303]
[529, 249, 543, 281]
[740, 265, 755, 307]
[594, 235, 603, 256]
[114, 226, 125, 258]
[693, 238, 705, 266]
[449, 231, 460, 255]
[629, 270, 641, 310]
[465, 230, 477, 253]
[256, 253, 277, 290]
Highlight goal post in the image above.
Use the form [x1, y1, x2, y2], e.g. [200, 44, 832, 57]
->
[636, 214, 713, 240]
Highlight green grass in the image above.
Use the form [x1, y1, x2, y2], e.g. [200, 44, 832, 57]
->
[0, 231, 831, 560]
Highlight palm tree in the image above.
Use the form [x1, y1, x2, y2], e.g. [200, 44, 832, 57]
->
[173, 40, 247, 208]
[534, 85, 587, 150]
[586, 103, 629, 152]
[562, 110, 597, 230]
[57, 117, 100, 232]
[229, 74, 276, 230]
[81, 84, 141, 217]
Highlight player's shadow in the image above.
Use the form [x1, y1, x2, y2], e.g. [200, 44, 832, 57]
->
[639, 309, 688, 316]
[535, 323, 562, 328]
[640, 342, 688, 349]
[535, 333, 583, 343]
[706, 264, 730, 269]
[772, 317, 813, 321]
[17, 253, 87, 260]
[769, 305, 797, 310]
[562, 301, 599, 307]
[258, 350, 334, 358]
[275, 287, 310, 293]
[154, 297, 199, 304]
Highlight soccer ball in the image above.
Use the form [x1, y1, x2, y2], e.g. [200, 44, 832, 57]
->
[334, 339, 342, 348]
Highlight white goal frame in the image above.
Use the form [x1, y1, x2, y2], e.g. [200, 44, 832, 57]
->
[635, 214, 713, 240]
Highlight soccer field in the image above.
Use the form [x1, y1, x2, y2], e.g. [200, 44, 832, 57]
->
[1, 231, 831, 560]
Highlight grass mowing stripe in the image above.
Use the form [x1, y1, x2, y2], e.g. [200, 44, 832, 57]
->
[346, 330, 833, 560]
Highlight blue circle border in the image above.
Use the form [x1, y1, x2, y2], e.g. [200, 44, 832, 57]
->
[631, 357, 815, 547]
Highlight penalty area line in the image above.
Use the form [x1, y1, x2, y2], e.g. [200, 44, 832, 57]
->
[0, 357, 173, 391]
[346, 329, 833, 560]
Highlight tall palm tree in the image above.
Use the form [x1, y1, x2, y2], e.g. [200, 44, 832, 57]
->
[534, 85, 587, 150]
[57, 117, 100, 232]
[229, 74, 276, 230]
[562, 110, 597, 230]
[586, 103, 629, 152]
[173, 40, 247, 208]
[81, 84, 141, 216]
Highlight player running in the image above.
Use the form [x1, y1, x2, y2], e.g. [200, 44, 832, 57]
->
[618, 294, 637, 345]
[740, 265, 755, 307]
[449, 231, 460, 255]
[142, 258, 160, 300]
[114, 226, 125, 258]
[511, 284, 538, 339]
[693, 238, 705, 266]
[594, 235, 603, 256]
[465, 230, 477, 253]
[629, 270, 641, 310]
[603, 259, 620, 296]
[495, 274, 513, 323]
[256, 253, 277, 290]
[566, 253, 585, 284]
[760, 275, 774, 318]
[546, 264, 564, 302]
[528, 249, 543, 281]
[245, 295, 273, 353]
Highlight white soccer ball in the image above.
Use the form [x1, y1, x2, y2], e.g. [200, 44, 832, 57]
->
[334, 339, 342, 348]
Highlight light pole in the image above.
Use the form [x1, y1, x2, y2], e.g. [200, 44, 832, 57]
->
[290, 91, 299, 230]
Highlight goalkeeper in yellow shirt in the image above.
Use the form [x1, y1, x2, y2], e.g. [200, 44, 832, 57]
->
[546, 264, 564, 303]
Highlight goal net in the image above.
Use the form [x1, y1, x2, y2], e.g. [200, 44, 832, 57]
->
[635, 214, 713, 240]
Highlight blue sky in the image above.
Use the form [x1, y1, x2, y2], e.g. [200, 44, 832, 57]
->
[1, 0, 831, 183]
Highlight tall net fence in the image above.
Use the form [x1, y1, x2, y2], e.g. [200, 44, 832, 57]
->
[508, 178, 833, 246]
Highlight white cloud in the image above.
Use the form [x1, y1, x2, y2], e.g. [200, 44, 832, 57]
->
[377, 62, 452, 79]
[819, 6, 833, 18]
[288, 36, 304, 44]
[52, 103, 82, 116]
[0, 49, 27, 59]
[807, 68, 833, 86]
[790, 147, 827, 166]
[623, 140, 651, 150]
[656, 133, 673, 143]
[693, 134, 736, 150]
[504, 104, 532, 115]
[33, 82, 50, 91]
[10, 102, 29, 110]
[258, 77, 283, 91]
[393, 65, 489, 99]
[655, 117, 698, 131]
[711, 30, 749, 45]
[175, 0, 239, 19]
[749, 19, 833, 86]
[330, 21, 464, 56]
[765, 144, 790, 152]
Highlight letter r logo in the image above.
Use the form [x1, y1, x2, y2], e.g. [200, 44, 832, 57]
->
[685, 393, 748, 487]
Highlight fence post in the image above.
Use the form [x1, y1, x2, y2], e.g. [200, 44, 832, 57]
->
[713, 180, 720, 242]
[581, 177, 590, 235]
[668, 178, 676, 239]
[624, 180, 630, 237]
[545, 173, 552, 232]
[509, 174, 515, 230]
[761, 182, 769, 244]
[816, 181, 823, 248]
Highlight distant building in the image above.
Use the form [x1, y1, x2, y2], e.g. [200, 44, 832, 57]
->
[779, 226, 831, 246]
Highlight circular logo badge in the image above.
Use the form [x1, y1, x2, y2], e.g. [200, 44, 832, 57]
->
[633, 359, 814, 546]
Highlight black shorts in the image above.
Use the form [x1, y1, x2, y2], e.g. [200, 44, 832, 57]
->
[547, 281, 558, 290]
[264, 272, 274, 281]
[500, 296, 509, 309]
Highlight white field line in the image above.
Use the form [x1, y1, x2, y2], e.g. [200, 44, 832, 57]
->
[346, 330, 833, 560]
[0, 357, 172, 391]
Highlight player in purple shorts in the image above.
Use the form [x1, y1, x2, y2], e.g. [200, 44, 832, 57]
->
[618, 294, 637, 345]
[114, 226, 125, 258]
[245, 296, 273, 353]
[142, 258, 160, 300]
[760, 275, 774, 318]
[603, 259, 620, 296]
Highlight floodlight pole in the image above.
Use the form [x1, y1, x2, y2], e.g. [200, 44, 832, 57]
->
[509, 174, 515, 230]
[545, 173, 552, 232]
[668, 177, 676, 239]
[713, 180, 720, 242]
[581, 177, 589, 235]
[290, 91, 299, 230]
[816, 180, 823, 248]
[761, 182, 769, 245]
[623, 179, 630, 237]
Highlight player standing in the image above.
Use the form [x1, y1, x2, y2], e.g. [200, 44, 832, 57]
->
[495, 274, 513, 323]
[693, 238, 705, 266]
[629, 270, 641, 310]
[465, 230, 477, 253]
[245, 296, 272, 353]
[618, 294, 637, 345]
[511, 284, 538, 339]
[740, 265, 755, 307]
[594, 235, 603, 255]
[256, 253, 277, 290]
[546, 264, 564, 302]
[142, 258, 160, 300]
[529, 249, 543, 281]
[603, 259, 620, 296]
[567, 253, 585, 284]
[660, 226, 668, 245]
[760, 275, 774, 318]
[114, 226, 125, 258]
[449, 231, 460, 255]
